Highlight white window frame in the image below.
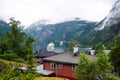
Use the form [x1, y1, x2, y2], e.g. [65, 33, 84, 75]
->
[50, 62, 57, 69]
[59, 64, 63, 69]
[72, 65, 75, 71]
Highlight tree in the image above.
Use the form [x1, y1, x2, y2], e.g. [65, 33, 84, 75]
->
[25, 36, 35, 73]
[94, 42, 103, 55]
[0, 36, 9, 54]
[0, 42, 8, 54]
[110, 35, 120, 75]
[75, 53, 98, 80]
[5, 17, 27, 59]
[75, 52, 112, 80]
[96, 51, 110, 75]
[67, 41, 77, 51]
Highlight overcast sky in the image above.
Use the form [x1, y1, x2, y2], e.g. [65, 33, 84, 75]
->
[0, 0, 114, 26]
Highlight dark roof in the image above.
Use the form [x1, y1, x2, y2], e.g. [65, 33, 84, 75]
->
[34, 51, 58, 58]
[43, 52, 96, 64]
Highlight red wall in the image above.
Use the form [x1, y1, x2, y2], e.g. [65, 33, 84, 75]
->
[43, 61, 76, 80]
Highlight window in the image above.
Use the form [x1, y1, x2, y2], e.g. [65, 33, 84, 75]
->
[59, 64, 63, 69]
[72, 65, 76, 71]
[50, 63, 57, 69]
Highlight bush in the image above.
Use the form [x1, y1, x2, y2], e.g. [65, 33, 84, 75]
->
[0, 49, 1, 54]
[105, 73, 120, 80]
[0, 61, 7, 71]
[0, 53, 24, 63]
[14, 58, 25, 63]
[0, 53, 19, 60]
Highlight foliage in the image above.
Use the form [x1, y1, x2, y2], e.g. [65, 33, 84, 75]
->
[110, 35, 120, 75]
[0, 60, 36, 80]
[0, 42, 8, 54]
[0, 59, 26, 67]
[4, 18, 28, 59]
[75, 53, 98, 80]
[19, 72, 36, 80]
[94, 42, 104, 55]
[0, 53, 24, 63]
[0, 18, 36, 80]
[75, 51, 114, 80]
[96, 51, 110, 74]
[0, 61, 7, 72]
[0, 65, 36, 80]
[67, 41, 77, 51]
[105, 73, 120, 80]
[0, 17, 36, 60]
[25, 36, 35, 73]
[0, 63, 17, 80]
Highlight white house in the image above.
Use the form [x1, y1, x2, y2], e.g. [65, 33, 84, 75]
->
[47, 42, 55, 51]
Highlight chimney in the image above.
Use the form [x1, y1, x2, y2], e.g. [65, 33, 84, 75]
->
[89, 50, 95, 55]
[73, 45, 78, 53]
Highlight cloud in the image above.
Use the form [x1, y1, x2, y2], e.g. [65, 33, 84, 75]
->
[0, 0, 114, 26]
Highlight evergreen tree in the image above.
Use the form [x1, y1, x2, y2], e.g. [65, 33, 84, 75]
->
[0, 42, 8, 54]
[110, 35, 120, 75]
[25, 36, 35, 73]
[5, 17, 27, 59]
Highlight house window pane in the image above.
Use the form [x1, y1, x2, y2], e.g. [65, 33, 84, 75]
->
[72, 65, 75, 71]
[59, 64, 63, 69]
[50, 63, 57, 69]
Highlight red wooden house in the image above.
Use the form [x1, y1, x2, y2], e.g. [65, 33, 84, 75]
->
[42, 46, 96, 80]
[43, 52, 80, 80]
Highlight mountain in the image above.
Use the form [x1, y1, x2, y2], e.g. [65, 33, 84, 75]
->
[24, 18, 97, 50]
[0, 20, 10, 37]
[25, 0, 120, 50]
[87, 0, 120, 48]
[96, 0, 120, 30]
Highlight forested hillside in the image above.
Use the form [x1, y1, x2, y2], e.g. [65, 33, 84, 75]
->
[0, 20, 10, 37]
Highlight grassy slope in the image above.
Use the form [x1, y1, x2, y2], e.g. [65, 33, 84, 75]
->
[0, 59, 26, 66]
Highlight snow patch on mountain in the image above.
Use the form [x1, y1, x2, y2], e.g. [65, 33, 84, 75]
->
[96, 0, 120, 30]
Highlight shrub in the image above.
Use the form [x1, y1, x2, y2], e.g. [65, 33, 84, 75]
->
[0, 61, 7, 71]
[105, 73, 120, 80]
[0, 53, 24, 62]
[0, 53, 18, 60]
[14, 58, 25, 63]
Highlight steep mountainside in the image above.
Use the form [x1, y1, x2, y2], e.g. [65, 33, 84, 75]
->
[0, 20, 10, 37]
[25, 0, 120, 50]
[88, 0, 120, 48]
[96, 0, 120, 30]
[24, 18, 97, 50]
